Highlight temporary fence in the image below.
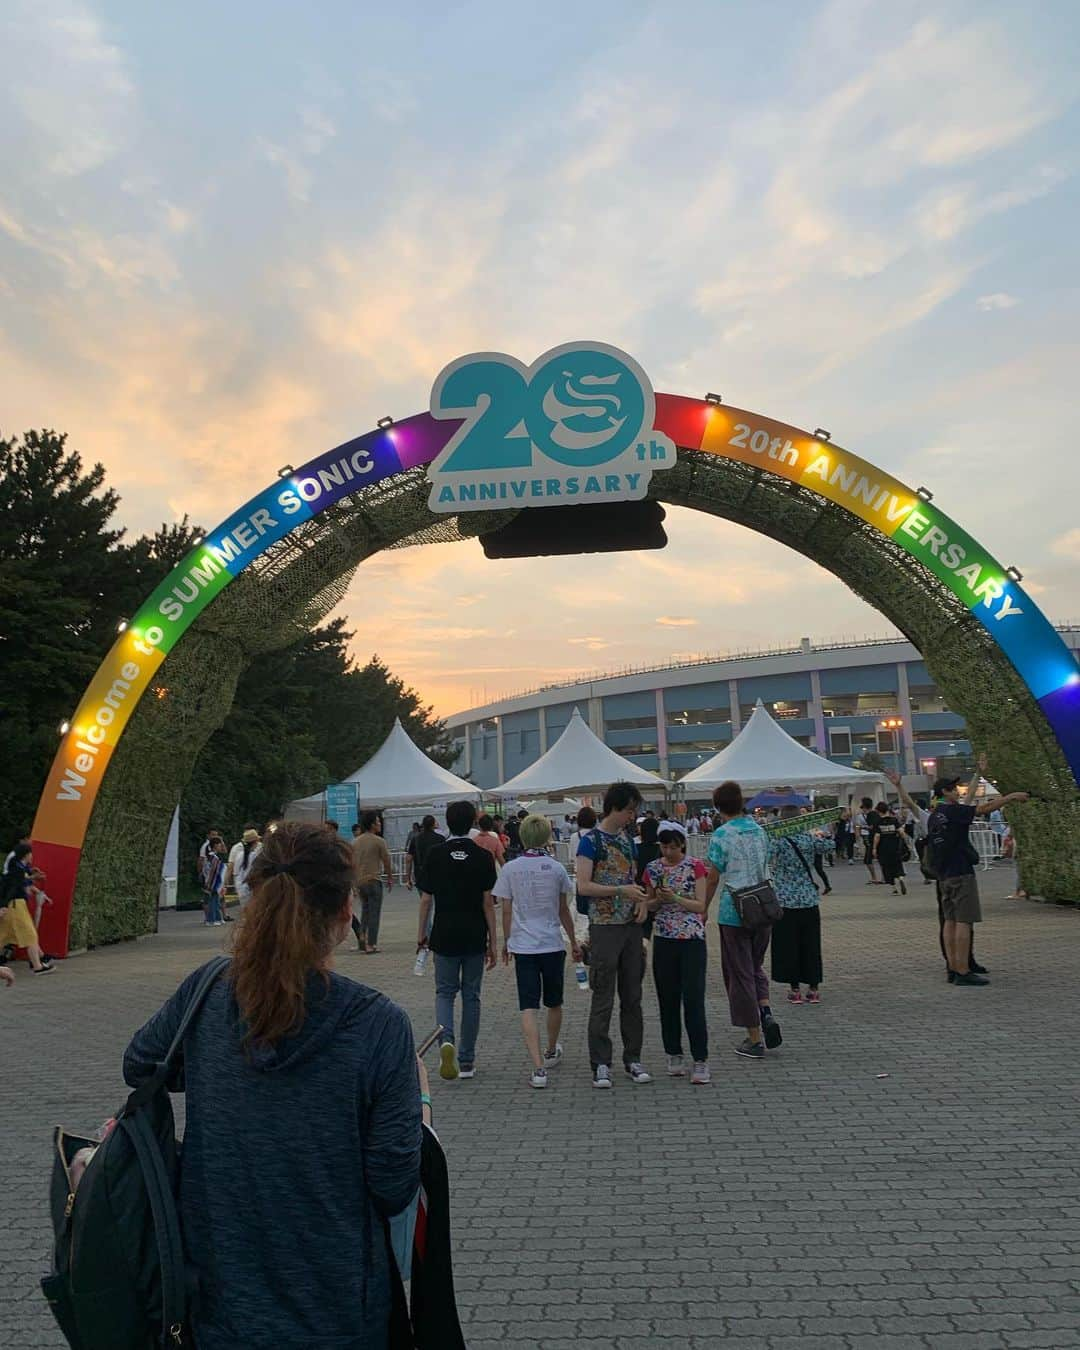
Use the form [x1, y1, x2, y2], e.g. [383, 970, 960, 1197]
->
[969, 828, 1005, 871]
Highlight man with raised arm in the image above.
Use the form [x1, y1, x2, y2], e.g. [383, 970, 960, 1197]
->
[925, 765, 1029, 986]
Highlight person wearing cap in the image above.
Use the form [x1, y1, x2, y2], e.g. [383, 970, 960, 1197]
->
[887, 768, 986, 977]
[926, 769, 1029, 986]
[225, 825, 263, 909]
[643, 820, 711, 1083]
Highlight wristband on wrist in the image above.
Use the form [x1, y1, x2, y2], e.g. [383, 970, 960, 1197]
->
[420, 1093, 431, 1108]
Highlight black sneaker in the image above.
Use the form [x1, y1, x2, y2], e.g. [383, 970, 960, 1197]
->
[953, 971, 990, 986]
[947, 970, 957, 983]
[969, 960, 988, 974]
[762, 1012, 783, 1049]
[734, 1038, 764, 1059]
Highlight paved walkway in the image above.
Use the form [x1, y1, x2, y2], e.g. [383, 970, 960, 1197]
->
[4, 864, 1080, 1348]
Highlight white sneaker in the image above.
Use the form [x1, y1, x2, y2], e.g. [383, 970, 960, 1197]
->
[666, 1054, 686, 1077]
[458, 1065, 476, 1080]
[530, 1067, 548, 1089]
[543, 1042, 563, 1068]
[690, 1061, 711, 1085]
[593, 1064, 613, 1089]
[625, 1062, 652, 1084]
[439, 1043, 459, 1081]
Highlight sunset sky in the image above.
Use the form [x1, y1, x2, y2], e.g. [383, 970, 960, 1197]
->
[3, 1, 1079, 715]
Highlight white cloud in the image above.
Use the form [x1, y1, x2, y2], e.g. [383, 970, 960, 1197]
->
[2, 0, 135, 176]
[656, 616, 698, 628]
[1051, 529, 1080, 561]
[976, 292, 1019, 311]
[259, 102, 337, 204]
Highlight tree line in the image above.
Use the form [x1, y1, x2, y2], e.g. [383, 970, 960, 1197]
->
[0, 429, 454, 869]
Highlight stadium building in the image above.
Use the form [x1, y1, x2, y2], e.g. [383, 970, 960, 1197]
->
[447, 628, 1080, 793]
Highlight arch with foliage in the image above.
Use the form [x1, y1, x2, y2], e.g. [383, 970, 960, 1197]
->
[32, 395, 1080, 950]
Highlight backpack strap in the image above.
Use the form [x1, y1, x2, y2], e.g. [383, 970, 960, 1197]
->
[163, 955, 231, 1069]
[123, 956, 230, 1115]
[119, 1110, 188, 1343]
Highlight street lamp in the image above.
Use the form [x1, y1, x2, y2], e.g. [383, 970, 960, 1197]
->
[879, 717, 905, 775]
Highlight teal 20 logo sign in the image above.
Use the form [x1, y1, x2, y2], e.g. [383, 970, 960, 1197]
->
[426, 342, 677, 513]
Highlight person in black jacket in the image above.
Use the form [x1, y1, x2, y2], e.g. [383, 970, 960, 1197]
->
[123, 822, 426, 1349]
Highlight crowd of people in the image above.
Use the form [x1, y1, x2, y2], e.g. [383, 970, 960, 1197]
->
[38, 768, 1028, 1345]
[400, 763, 1029, 1088]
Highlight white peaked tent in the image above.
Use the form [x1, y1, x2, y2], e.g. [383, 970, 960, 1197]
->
[679, 700, 886, 795]
[285, 718, 481, 821]
[493, 709, 668, 797]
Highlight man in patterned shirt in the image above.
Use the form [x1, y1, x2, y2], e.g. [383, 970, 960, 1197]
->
[576, 782, 652, 1089]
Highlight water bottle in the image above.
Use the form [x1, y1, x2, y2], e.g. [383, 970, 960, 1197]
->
[575, 961, 588, 991]
[414, 947, 429, 976]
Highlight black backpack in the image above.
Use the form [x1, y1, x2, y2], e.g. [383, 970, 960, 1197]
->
[42, 956, 229, 1349]
[924, 808, 952, 881]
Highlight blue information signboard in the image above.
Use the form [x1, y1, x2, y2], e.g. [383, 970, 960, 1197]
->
[325, 782, 358, 832]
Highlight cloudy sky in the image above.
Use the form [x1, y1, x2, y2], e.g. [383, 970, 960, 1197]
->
[3, 0, 1078, 714]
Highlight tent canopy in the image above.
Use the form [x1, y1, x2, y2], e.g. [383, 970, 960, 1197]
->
[284, 718, 480, 821]
[493, 709, 668, 797]
[679, 701, 886, 793]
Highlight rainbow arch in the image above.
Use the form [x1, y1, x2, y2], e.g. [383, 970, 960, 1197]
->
[31, 394, 1080, 953]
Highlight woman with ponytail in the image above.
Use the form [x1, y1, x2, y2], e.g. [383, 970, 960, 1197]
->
[123, 822, 426, 1349]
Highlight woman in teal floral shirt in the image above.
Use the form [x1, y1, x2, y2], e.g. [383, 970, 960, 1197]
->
[705, 780, 782, 1061]
[769, 809, 832, 1004]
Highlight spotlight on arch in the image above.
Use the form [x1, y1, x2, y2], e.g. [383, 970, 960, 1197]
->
[59, 720, 71, 735]
[193, 535, 206, 546]
[1006, 565, 1023, 582]
[377, 416, 394, 429]
[277, 465, 294, 479]
[916, 486, 933, 502]
[813, 428, 831, 442]
[705, 392, 722, 405]
[117, 619, 128, 633]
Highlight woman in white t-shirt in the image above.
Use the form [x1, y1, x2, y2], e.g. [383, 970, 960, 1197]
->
[494, 814, 582, 1089]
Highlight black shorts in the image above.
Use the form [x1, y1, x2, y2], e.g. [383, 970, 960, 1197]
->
[513, 950, 566, 1010]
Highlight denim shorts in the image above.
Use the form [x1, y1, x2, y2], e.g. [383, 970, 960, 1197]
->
[513, 950, 566, 1010]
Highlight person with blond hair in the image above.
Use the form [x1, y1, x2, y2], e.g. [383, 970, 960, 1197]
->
[123, 822, 427, 1348]
[494, 814, 582, 1089]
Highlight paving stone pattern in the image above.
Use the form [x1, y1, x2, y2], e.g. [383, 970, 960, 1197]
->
[3, 864, 1080, 1348]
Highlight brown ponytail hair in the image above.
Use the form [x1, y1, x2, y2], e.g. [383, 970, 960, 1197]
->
[229, 821, 353, 1049]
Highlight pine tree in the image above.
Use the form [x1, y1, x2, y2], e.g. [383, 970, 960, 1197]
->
[0, 430, 204, 839]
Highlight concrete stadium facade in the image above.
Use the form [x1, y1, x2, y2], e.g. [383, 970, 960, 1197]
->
[448, 628, 1080, 794]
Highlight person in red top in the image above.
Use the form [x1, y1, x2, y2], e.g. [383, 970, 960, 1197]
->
[473, 815, 506, 867]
